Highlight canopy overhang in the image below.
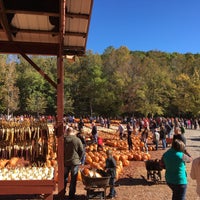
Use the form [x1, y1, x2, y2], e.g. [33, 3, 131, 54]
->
[0, 0, 93, 56]
[0, 0, 94, 197]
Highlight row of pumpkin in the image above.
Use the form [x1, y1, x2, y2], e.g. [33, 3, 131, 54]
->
[74, 126, 155, 182]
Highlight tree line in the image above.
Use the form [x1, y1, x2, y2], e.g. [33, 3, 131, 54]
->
[1, 46, 200, 118]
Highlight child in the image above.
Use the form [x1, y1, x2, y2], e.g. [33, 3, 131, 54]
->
[105, 149, 117, 198]
[97, 136, 103, 151]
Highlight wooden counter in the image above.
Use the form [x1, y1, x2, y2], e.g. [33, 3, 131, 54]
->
[0, 180, 55, 200]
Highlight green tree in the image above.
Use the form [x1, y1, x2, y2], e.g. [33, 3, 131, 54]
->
[132, 56, 174, 117]
[69, 51, 107, 116]
[1, 61, 19, 115]
[173, 71, 200, 117]
[102, 46, 132, 116]
[16, 56, 56, 115]
[26, 91, 47, 116]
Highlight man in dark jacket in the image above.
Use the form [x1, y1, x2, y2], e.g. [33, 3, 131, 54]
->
[91, 122, 98, 143]
[105, 149, 117, 198]
[64, 127, 84, 200]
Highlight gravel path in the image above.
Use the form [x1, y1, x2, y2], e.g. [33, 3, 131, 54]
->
[184, 129, 200, 200]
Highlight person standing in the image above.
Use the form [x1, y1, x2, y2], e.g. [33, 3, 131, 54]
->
[91, 122, 98, 143]
[105, 149, 117, 199]
[190, 156, 200, 197]
[78, 118, 84, 131]
[97, 136, 104, 151]
[160, 139, 192, 200]
[64, 127, 84, 200]
[159, 125, 167, 149]
[153, 128, 160, 150]
[106, 118, 111, 128]
[173, 126, 191, 157]
[126, 122, 133, 150]
[141, 127, 149, 153]
[116, 122, 124, 140]
[76, 130, 86, 165]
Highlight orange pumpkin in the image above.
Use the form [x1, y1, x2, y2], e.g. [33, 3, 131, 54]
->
[113, 154, 120, 161]
[82, 167, 90, 176]
[122, 159, 130, 166]
[140, 142, 145, 147]
[115, 170, 119, 180]
[100, 156, 106, 162]
[77, 170, 82, 181]
[128, 154, 133, 160]
[135, 154, 142, 161]
[142, 154, 149, 161]
[93, 156, 99, 163]
[85, 155, 92, 164]
[9, 157, 19, 167]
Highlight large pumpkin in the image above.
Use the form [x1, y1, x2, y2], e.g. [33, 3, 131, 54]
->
[77, 170, 82, 181]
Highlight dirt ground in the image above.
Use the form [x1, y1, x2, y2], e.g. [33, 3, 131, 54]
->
[73, 128, 200, 200]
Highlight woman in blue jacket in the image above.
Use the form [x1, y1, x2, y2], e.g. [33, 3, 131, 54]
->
[160, 139, 192, 200]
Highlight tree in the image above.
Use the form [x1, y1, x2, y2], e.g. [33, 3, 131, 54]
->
[132, 56, 175, 117]
[69, 51, 109, 116]
[102, 46, 133, 116]
[1, 61, 19, 115]
[172, 71, 200, 117]
[16, 56, 57, 115]
[26, 91, 47, 117]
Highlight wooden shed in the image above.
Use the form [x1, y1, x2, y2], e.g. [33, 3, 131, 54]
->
[0, 0, 94, 199]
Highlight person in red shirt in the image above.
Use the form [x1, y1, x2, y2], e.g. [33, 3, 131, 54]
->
[97, 137, 103, 151]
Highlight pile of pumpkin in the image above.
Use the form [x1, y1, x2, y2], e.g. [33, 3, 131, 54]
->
[78, 125, 154, 181]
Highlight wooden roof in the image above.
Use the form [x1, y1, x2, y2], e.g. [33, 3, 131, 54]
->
[0, 0, 93, 56]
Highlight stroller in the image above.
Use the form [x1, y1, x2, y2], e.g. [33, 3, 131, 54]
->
[145, 159, 163, 183]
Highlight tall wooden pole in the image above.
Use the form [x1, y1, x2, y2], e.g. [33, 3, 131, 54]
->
[57, 0, 65, 195]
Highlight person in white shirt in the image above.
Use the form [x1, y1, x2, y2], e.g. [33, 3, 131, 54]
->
[116, 122, 124, 140]
[153, 128, 160, 150]
[190, 156, 200, 197]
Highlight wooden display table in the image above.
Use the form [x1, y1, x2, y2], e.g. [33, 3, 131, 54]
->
[0, 180, 55, 200]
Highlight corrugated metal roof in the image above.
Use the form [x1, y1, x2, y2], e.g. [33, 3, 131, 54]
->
[0, 0, 93, 56]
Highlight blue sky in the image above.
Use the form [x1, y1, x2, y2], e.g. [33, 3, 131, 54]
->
[86, 0, 200, 54]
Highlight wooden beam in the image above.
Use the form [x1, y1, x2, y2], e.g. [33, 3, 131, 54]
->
[0, 28, 87, 37]
[6, 9, 59, 17]
[5, 10, 89, 19]
[0, 41, 59, 55]
[0, 0, 13, 41]
[20, 52, 57, 89]
[67, 12, 90, 20]
[0, 41, 85, 56]
[56, 0, 65, 196]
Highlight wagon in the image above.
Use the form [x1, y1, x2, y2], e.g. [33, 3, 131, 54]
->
[145, 159, 163, 183]
[81, 169, 111, 200]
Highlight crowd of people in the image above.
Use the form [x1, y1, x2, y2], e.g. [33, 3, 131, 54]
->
[70, 116, 200, 200]
[2, 114, 199, 199]
[63, 123, 117, 200]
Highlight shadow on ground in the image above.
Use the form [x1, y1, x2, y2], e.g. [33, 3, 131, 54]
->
[189, 138, 200, 141]
[115, 175, 166, 186]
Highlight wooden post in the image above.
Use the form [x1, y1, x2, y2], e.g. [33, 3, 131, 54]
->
[56, 55, 64, 195]
[56, 0, 65, 196]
